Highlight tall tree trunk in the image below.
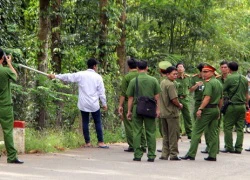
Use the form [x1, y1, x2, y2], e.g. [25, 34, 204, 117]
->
[36, 0, 50, 129]
[116, 0, 126, 74]
[99, 0, 108, 70]
[51, 0, 62, 74]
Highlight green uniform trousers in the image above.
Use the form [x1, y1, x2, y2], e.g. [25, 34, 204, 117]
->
[179, 97, 192, 138]
[132, 106, 156, 159]
[223, 104, 245, 152]
[187, 108, 219, 158]
[0, 106, 17, 162]
[161, 116, 179, 158]
[123, 103, 146, 149]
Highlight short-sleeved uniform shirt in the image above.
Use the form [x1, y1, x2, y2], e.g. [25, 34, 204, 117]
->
[176, 74, 191, 96]
[223, 72, 248, 104]
[191, 74, 204, 101]
[160, 78, 179, 118]
[0, 65, 17, 106]
[203, 76, 223, 104]
[126, 72, 161, 104]
[120, 70, 138, 101]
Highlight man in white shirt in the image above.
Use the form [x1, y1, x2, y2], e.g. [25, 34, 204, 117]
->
[48, 58, 108, 148]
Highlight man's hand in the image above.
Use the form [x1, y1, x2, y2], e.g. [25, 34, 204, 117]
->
[103, 105, 108, 111]
[6, 55, 12, 65]
[127, 111, 132, 120]
[196, 109, 202, 119]
[118, 106, 124, 120]
[179, 103, 183, 109]
[156, 109, 160, 118]
[47, 74, 56, 79]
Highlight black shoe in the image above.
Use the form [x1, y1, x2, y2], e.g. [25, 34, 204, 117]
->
[245, 148, 250, 152]
[124, 148, 134, 152]
[234, 150, 241, 154]
[180, 155, 195, 160]
[204, 156, 216, 161]
[133, 158, 141, 161]
[8, 159, 24, 164]
[201, 150, 208, 154]
[159, 156, 168, 160]
[220, 149, 235, 153]
[170, 156, 181, 161]
[157, 149, 162, 152]
[147, 158, 154, 162]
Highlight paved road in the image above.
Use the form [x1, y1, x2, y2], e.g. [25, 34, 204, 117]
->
[1, 133, 250, 180]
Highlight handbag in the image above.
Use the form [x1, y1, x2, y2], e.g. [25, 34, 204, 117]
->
[135, 77, 157, 118]
[220, 75, 241, 114]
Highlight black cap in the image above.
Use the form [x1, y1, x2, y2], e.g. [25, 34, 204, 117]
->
[87, 58, 99, 68]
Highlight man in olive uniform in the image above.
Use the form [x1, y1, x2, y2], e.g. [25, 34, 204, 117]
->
[118, 58, 146, 152]
[157, 61, 172, 153]
[159, 66, 183, 161]
[0, 48, 23, 164]
[220, 62, 248, 154]
[126, 60, 161, 162]
[176, 63, 192, 139]
[181, 64, 223, 161]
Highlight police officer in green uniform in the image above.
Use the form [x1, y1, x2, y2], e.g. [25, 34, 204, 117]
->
[159, 66, 183, 161]
[118, 58, 146, 152]
[0, 48, 23, 164]
[126, 60, 161, 162]
[220, 62, 249, 154]
[176, 63, 192, 139]
[181, 64, 223, 161]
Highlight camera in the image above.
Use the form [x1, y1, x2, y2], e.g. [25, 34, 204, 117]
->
[3, 53, 7, 66]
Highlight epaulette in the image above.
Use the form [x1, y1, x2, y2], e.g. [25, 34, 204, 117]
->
[192, 74, 199, 77]
[216, 75, 222, 79]
[184, 74, 190, 77]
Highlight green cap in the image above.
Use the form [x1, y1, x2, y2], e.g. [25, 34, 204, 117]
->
[158, 61, 172, 70]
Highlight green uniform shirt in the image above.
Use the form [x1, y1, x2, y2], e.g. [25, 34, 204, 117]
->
[203, 76, 223, 104]
[120, 70, 138, 101]
[159, 78, 179, 118]
[176, 74, 190, 96]
[223, 72, 248, 104]
[126, 72, 161, 104]
[0, 65, 17, 106]
[191, 74, 204, 101]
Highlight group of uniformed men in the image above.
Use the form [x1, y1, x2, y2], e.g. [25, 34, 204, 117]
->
[119, 58, 250, 162]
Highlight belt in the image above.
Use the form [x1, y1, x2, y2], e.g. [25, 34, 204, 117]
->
[178, 95, 187, 99]
[205, 104, 218, 108]
[231, 103, 245, 105]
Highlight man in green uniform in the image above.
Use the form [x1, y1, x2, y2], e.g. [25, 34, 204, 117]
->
[118, 58, 146, 152]
[126, 60, 161, 162]
[220, 61, 249, 154]
[0, 48, 23, 164]
[176, 63, 192, 139]
[159, 66, 183, 161]
[157, 61, 172, 153]
[181, 64, 223, 161]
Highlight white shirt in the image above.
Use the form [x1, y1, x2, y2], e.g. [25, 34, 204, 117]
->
[55, 69, 107, 112]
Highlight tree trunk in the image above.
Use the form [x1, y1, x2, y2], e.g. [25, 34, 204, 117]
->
[51, 0, 62, 74]
[116, 0, 126, 74]
[36, 0, 50, 129]
[99, 0, 108, 70]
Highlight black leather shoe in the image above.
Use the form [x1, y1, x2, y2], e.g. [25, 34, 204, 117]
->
[157, 149, 162, 152]
[133, 158, 141, 161]
[124, 148, 134, 152]
[8, 159, 24, 164]
[245, 148, 250, 152]
[181, 155, 195, 160]
[234, 150, 241, 154]
[159, 156, 168, 160]
[204, 156, 216, 161]
[220, 149, 235, 153]
[147, 158, 154, 162]
[170, 156, 181, 161]
[201, 150, 208, 154]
